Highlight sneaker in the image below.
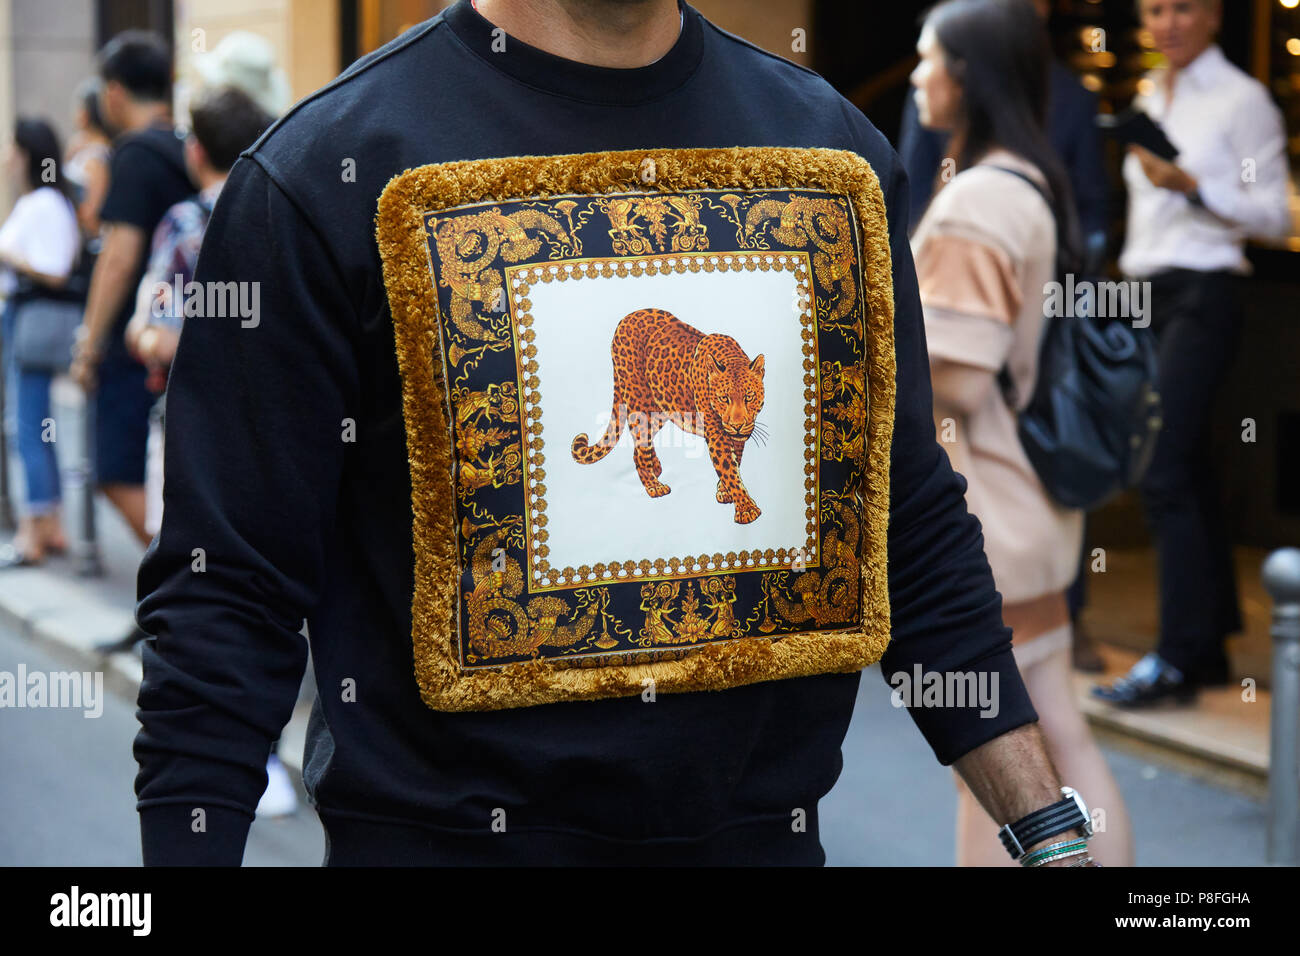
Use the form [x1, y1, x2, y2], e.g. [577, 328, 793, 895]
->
[256, 755, 298, 817]
[1091, 652, 1197, 708]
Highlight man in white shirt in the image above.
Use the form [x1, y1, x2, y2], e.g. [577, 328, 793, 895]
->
[1095, 0, 1293, 707]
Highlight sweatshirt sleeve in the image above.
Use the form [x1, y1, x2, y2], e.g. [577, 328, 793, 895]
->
[132, 155, 361, 864]
[872, 149, 1039, 765]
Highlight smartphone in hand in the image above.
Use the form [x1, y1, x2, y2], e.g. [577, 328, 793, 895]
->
[1096, 109, 1179, 161]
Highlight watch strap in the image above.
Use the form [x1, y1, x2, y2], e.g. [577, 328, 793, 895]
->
[999, 791, 1090, 859]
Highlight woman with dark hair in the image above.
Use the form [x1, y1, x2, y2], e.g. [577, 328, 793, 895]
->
[65, 78, 113, 237]
[0, 118, 80, 565]
[909, 0, 1133, 866]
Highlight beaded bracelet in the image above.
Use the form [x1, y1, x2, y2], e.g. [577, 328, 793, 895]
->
[1027, 846, 1090, 867]
[1020, 838, 1086, 865]
[1021, 839, 1090, 867]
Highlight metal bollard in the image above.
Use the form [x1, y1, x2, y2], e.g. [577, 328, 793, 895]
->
[73, 384, 102, 577]
[1262, 547, 1300, 865]
[0, 330, 15, 534]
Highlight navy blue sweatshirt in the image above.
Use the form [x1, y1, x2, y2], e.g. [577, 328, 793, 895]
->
[133, 0, 1036, 865]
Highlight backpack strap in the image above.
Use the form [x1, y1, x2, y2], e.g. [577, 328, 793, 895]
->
[978, 164, 1060, 409]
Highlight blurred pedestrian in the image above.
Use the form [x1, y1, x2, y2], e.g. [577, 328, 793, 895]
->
[190, 31, 291, 118]
[64, 79, 113, 239]
[899, 0, 1108, 254]
[97, 87, 274, 660]
[1093, 0, 1292, 707]
[0, 119, 81, 566]
[900, 0, 1111, 674]
[909, 0, 1133, 866]
[69, 31, 194, 546]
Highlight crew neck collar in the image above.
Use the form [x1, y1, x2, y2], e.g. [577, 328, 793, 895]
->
[444, 0, 704, 106]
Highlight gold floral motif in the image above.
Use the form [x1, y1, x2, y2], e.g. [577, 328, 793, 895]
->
[421, 187, 869, 669]
[599, 194, 708, 255]
[451, 382, 522, 499]
[820, 360, 867, 468]
[637, 577, 740, 646]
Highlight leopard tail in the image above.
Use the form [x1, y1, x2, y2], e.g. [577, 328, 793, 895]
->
[571, 396, 626, 464]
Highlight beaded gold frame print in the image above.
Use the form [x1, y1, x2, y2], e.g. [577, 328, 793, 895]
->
[376, 147, 897, 712]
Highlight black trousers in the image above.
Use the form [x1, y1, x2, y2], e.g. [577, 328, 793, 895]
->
[1138, 268, 1244, 679]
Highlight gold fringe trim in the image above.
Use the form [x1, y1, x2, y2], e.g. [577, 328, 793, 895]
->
[376, 147, 896, 711]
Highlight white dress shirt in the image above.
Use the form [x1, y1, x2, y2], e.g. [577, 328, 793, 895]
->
[1119, 44, 1293, 278]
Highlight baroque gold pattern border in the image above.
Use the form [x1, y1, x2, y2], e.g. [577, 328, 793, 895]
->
[376, 147, 897, 712]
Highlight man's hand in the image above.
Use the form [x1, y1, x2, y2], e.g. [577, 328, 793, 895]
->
[76, 222, 146, 390]
[1130, 144, 1198, 195]
[70, 327, 101, 391]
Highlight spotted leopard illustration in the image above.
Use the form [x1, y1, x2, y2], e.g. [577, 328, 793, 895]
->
[571, 308, 766, 524]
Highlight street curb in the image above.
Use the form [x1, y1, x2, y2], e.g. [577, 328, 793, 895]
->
[0, 565, 141, 703]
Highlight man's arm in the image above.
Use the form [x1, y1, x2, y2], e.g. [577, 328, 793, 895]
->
[1132, 86, 1292, 240]
[71, 223, 145, 386]
[870, 146, 1084, 863]
[133, 155, 360, 865]
[1192, 86, 1292, 239]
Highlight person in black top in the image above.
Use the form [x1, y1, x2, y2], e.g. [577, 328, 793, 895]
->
[70, 31, 194, 547]
[133, 0, 1101, 866]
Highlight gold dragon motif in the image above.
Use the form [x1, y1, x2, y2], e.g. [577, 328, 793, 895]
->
[463, 531, 610, 662]
[429, 207, 573, 371]
[743, 195, 858, 325]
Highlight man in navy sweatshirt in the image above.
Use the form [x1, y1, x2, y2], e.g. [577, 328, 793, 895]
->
[133, 0, 1095, 866]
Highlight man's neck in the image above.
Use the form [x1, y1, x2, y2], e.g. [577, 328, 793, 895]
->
[473, 0, 681, 68]
[121, 100, 171, 134]
[197, 170, 227, 192]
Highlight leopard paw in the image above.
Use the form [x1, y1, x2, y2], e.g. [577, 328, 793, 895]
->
[715, 480, 733, 504]
[734, 500, 761, 524]
[643, 479, 672, 498]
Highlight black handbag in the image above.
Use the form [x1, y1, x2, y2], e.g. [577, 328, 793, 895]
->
[987, 166, 1163, 511]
